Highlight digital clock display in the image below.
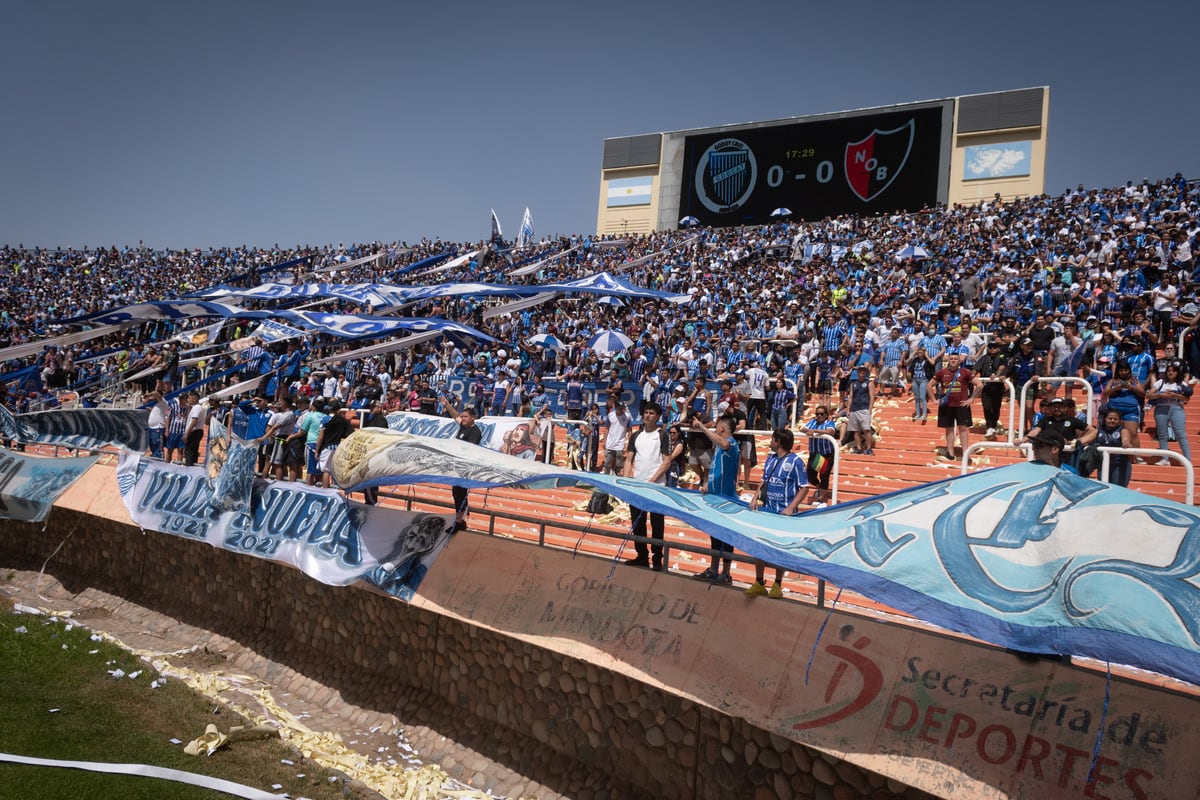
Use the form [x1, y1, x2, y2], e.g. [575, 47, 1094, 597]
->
[677, 105, 945, 226]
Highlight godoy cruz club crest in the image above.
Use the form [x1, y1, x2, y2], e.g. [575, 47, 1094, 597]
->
[844, 119, 915, 203]
[695, 138, 757, 214]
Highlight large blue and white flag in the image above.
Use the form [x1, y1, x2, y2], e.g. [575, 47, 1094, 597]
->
[0, 450, 99, 522]
[0, 406, 149, 452]
[185, 283, 390, 307]
[516, 207, 535, 250]
[330, 432, 1200, 688]
[246, 319, 307, 344]
[116, 451, 455, 601]
[55, 303, 496, 345]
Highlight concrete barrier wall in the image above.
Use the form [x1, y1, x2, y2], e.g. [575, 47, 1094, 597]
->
[3, 464, 1198, 799]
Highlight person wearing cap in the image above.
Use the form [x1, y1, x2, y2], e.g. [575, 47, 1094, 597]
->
[1024, 396, 1096, 470]
[1027, 428, 1067, 469]
[1125, 336, 1155, 386]
[1008, 335, 1043, 422]
[974, 338, 1008, 437]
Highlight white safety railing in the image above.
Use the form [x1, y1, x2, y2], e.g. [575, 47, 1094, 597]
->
[806, 433, 842, 505]
[1096, 446, 1195, 505]
[1018, 376, 1095, 434]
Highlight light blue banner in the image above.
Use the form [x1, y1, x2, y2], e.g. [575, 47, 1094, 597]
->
[116, 442, 455, 601]
[0, 406, 148, 452]
[55, 303, 496, 344]
[331, 430, 1200, 687]
[0, 450, 99, 522]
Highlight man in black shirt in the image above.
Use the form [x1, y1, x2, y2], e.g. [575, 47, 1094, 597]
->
[974, 339, 1009, 438]
[315, 401, 354, 489]
[1024, 397, 1096, 470]
[1025, 313, 1056, 371]
[416, 378, 438, 415]
[440, 393, 484, 531]
[359, 401, 389, 505]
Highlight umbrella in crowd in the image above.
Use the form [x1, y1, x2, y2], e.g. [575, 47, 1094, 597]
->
[679, 216, 701, 227]
[770, 208, 792, 217]
[526, 333, 565, 351]
[895, 244, 931, 260]
[595, 296, 624, 307]
[588, 330, 634, 354]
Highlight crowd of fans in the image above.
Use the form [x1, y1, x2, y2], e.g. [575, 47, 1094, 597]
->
[4, 173, 1199, 495]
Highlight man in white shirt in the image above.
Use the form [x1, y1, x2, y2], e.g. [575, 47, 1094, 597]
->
[321, 371, 339, 399]
[145, 389, 169, 459]
[744, 363, 769, 429]
[183, 392, 208, 467]
[1151, 276, 1178, 347]
[603, 401, 633, 474]
[623, 402, 673, 571]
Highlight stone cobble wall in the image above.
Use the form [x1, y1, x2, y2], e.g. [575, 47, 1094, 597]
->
[0, 510, 933, 800]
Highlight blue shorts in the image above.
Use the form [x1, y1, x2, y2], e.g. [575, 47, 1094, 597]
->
[306, 444, 322, 477]
[164, 432, 184, 450]
[1109, 402, 1141, 423]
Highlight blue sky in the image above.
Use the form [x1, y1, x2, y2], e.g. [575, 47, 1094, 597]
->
[2, 1, 1196, 250]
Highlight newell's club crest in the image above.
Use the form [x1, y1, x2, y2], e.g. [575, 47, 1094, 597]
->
[844, 120, 915, 202]
[695, 138, 757, 214]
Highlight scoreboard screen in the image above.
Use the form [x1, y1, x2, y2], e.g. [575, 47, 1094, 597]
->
[678, 105, 945, 226]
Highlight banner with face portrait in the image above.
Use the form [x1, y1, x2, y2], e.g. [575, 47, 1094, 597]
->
[384, 411, 553, 460]
[115, 450, 454, 601]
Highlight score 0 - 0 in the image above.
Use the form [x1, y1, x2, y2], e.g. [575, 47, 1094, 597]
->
[769, 148, 835, 187]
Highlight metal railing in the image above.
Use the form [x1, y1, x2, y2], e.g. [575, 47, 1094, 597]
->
[1018, 376, 1094, 434]
[384, 485, 833, 608]
[962, 440, 1196, 505]
[1096, 446, 1195, 505]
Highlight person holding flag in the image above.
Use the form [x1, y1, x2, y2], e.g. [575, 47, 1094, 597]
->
[440, 391, 484, 530]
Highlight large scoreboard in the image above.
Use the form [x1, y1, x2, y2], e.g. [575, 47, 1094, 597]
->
[677, 104, 948, 226]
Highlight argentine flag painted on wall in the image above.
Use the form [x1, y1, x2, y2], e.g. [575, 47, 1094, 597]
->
[606, 176, 652, 207]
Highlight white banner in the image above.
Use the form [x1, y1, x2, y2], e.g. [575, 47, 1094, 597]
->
[115, 449, 455, 601]
[385, 411, 552, 459]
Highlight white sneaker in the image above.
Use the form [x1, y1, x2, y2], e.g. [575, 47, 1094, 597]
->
[985, 428, 996, 437]
[1155, 458, 1172, 466]
[812, 501, 827, 509]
